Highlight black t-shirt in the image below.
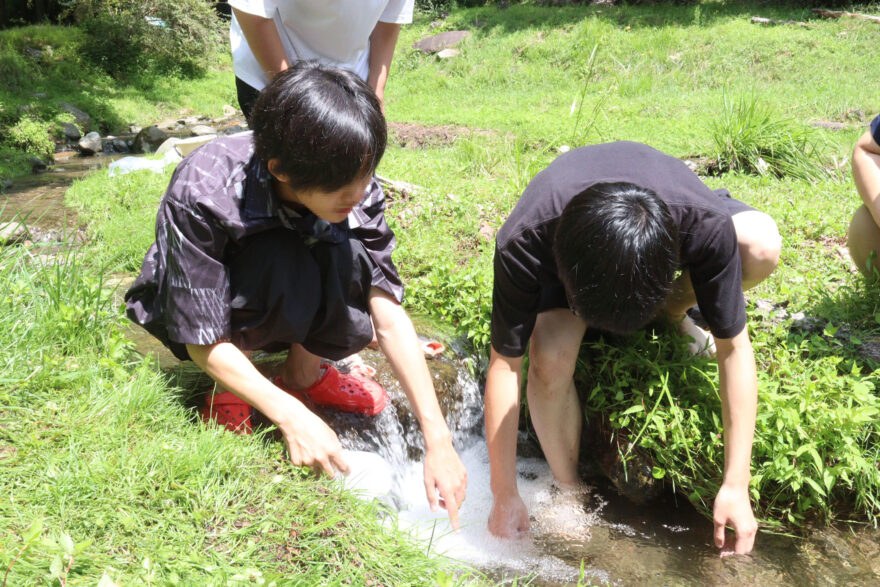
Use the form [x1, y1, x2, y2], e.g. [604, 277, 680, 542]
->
[491, 141, 746, 357]
[871, 113, 880, 145]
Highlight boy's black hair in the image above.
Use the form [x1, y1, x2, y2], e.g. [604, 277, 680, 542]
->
[250, 61, 386, 192]
[553, 182, 680, 334]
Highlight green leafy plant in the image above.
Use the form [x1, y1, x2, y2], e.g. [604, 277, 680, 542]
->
[5, 115, 54, 161]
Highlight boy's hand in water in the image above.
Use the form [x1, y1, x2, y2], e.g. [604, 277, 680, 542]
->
[713, 483, 757, 555]
[279, 400, 349, 478]
[488, 493, 530, 538]
[424, 442, 467, 530]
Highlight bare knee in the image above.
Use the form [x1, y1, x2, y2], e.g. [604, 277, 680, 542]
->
[848, 205, 880, 277]
[527, 345, 578, 396]
[733, 211, 782, 287]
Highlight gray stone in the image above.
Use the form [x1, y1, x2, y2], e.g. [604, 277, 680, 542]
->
[222, 104, 238, 117]
[413, 30, 471, 54]
[78, 131, 103, 156]
[1, 180, 12, 191]
[436, 48, 460, 59]
[0, 221, 28, 245]
[129, 124, 142, 134]
[60, 103, 91, 132]
[33, 92, 47, 99]
[62, 122, 81, 141]
[132, 125, 170, 153]
[190, 124, 217, 137]
[28, 156, 46, 172]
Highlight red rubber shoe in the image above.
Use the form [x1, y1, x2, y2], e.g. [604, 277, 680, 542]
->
[274, 364, 388, 416]
[200, 391, 253, 434]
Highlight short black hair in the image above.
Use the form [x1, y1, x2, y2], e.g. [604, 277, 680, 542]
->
[250, 61, 386, 192]
[553, 182, 680, 334]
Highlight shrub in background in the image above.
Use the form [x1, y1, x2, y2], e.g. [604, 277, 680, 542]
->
[7, 115, 55, 161]
[71, 0, 224, 78]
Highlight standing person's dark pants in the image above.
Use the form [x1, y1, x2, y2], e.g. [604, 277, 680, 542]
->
[236, 77, 261, 122]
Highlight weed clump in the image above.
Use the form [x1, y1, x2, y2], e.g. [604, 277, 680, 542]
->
[711, 95, 828, 182]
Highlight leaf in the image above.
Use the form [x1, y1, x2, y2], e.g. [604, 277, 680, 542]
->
[621, 405, 644, 416]
[97, 573, 120, 587]
[803, 476, 826, 497]
[50, 554, 63, 578]
[22, 518, 43, 543]
[651, 466, 666, 479]
[60, 532, 74, 555]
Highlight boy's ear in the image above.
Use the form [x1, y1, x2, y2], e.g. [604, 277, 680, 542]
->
[267, 158, 291, 183]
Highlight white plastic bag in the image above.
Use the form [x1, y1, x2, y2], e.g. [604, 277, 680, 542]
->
[108, 150, 180, 177]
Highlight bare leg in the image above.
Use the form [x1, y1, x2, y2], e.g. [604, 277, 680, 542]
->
[664, 210, 781, 354]
[279, 343, 324, 389]
[527, 309, 588, 486]
[848, 205, 880, 278]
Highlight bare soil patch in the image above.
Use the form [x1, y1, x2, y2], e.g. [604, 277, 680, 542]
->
[388, 121, 478, 149]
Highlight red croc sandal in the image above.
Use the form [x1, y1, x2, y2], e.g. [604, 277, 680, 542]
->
[274, 364, 388, 416]
[200, 391, 253, 434]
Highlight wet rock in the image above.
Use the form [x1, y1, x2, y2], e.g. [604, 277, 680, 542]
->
[436, 48, 461, 59]
[62, 122, 81, 141]
[103, 138, 130, 153]
[413, 30, 471, 54]
[190, 124, 218, 137]
[78, 131, 103, 156]
[60, 103, 91, 132]
[222, 122, 247, 135]
[1, 180, 12, 192]
[28, 156, 47, 172]
[133, 125, 170, 153]
[0, 221, 29, 245]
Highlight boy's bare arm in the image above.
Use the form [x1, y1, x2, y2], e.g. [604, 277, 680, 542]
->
[713, 329, 759, 555]
[366, 21, 402, 111]
[485, 348, 530, 538]
[853, 131, 880, 226]
[232, 8, 290, 79]
[186, 341, 347, 477]
[368, 288, 467, 529]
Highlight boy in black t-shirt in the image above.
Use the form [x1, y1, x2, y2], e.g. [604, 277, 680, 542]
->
[848, 114, 880, 276]
[485, 142, 781, 555]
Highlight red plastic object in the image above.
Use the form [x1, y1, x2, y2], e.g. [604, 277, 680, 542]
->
[421, 340, 445, 358]
[274, 364, 387, 416]
[200, 391, 253, 434]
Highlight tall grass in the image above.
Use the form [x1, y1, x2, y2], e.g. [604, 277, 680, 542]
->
[711, 94, 829, 181]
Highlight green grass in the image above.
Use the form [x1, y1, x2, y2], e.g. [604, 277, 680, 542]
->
[4, 0, 880, 582]
[0, 244, 459, 584]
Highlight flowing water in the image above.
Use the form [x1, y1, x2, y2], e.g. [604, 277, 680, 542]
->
[6, 158, 880, 585]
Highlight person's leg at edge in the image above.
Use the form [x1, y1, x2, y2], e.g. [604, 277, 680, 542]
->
[848, 204, 880, 278]
[278, 343, 325, 389]
[527, 308, 588, 486]
[665, 210, 782, 351]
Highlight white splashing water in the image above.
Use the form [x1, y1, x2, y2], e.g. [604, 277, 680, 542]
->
[337, 358, 611, 584]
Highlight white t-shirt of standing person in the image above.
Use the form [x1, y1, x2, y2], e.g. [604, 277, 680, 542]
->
[228, 0, 415, 91]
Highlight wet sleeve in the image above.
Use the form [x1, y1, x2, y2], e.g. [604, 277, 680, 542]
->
[689, 213, 747, 340]
[490, 241, 542, 358]
[379, 0, 414, 24]
[227, 0, 277, 19]
[871, 114, 880, 145]
[157, 199, 232, 346]
[350, 179, 405, 303]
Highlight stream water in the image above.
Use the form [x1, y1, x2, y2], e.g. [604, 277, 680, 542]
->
[5, 155, 880, 585]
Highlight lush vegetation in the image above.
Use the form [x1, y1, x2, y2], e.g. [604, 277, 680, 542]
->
[3, 0, 880, 582]
[0, 19, 232, 180]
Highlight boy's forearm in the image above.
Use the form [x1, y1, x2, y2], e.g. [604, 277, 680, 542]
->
[366, 22, 401, 102]
[368, 289, 452, 448]
[485, 349, 523, 497]
[186, 341, 302, 427]
[715, 330, 758, 488]
[233, 8, 290, 79]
